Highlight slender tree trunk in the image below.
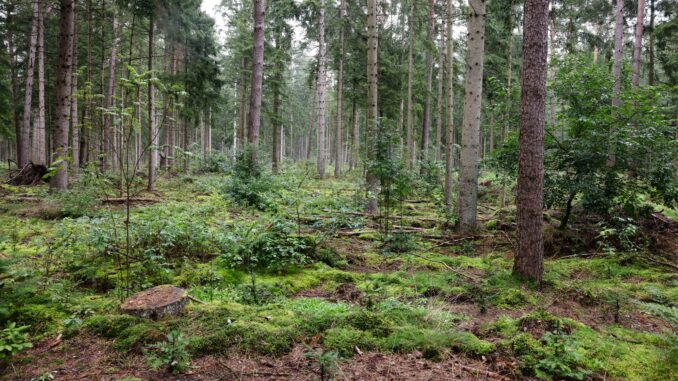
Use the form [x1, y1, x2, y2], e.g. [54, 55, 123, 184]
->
[20, 0, 40, 168]
[549, 20, 556, 129]
[238, 57, 248, 151]
[71, 23, 80, 174]
[366, 0, 379, 214]
[503, 10, 514, 144]
[33, 0, 46, 166]
[349, 98, 358, 171]
[457, 0, 486, 232]
[83, 0, 93, 165]
[7, 4, 21, 165]
[514, 0, 549, 284]
[435, 26, 445, 162]
[316, 0, 327, 179]
[102, 12, 118, 171]
[632, 0, 645, 88]
[610, 0, 624, 167]
[335, 0, 346, 178]
[147, 18, 158, 191]
[444, 0, 455, 208]
[307, 80, 317, 161]
[272, 58, 282, 173]
[51, 0, 75, 190]
[247, 0, 265, 164]
[421, 0, 435, 166]
[165, 46, 178, 170]
[405, 1, 416, 169]
[648, 0, 655, 86]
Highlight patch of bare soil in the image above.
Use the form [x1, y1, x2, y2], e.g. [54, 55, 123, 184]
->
[3, 338, 525, 381]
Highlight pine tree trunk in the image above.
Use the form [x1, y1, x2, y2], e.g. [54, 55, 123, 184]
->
[71, 23, 80, 174]
[33, 0, 46, 166]
[238, 57, 248, 151]
[503, 11, 513, 144]
[514, 0, 549, 284]
[83, 0, 93, 165]
[632, 0, 645, 88]
[51, 0, 75, 190]
[335, 0, 346, 178]
[444, 0, 455, 209]
[272, 62, 281, 174]
[457, 0, 486, 232]
[435, 25, 445, 162]
[102, 12, 118, 172]
[610, 0, 624, 167]
[349, 98, 358, 171]
[316, 0, 327, 179]
[365, 0, 379, 214]
[7, 4, 21, 166]
[147, 18, 158, 191]
[247, 0, 265, 164]
[20, 0, 40, 168]
[405, 1, 416, 169]
[648, 0, 655, 86]
[421, 0, 435, 166]
[549, 20, 556, 129]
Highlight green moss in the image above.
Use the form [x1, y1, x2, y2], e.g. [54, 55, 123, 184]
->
[84, 315, 141, 338]
[112, 322, 164, 352]
[491, 288, 537, 309]
[345, 310, 393, 337]
[322, 327, 380, 357]
[384, 328, 493, 356]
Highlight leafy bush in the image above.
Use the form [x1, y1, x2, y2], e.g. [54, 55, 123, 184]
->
[535, 324, 594, 380]
[146, 331, 191, 374]
[0, 322, 32, 363]
[223, 151, 278, 211]
[303, 345, 340, 380]
[49, 167, 108, 217]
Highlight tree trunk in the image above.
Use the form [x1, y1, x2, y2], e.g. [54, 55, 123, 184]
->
[457, 0, 486, 232]
[549, 20, 556, 129]
[83, 0, 93, 166]
[349, 98, 358, 171]
[365, 0, 379, 214]
[102, 12, 118, 172]
[51, 0, 75, 191]
[20, 0, 40, 168]
[648, 0, 655, 86]
[335, 0, 346, 178]
[238, 57, 248, 151]
[435, 26, 445, 162]
[316, 0, 327, 179]
[444, 0, 455, 209]
[421, 0, 435, 166]
[247, 0, 265, 164]
[610, 0, 624, 167]
[272, 38, 282, 174]
[405, 1, 416, 169]
[166, 46, 178, 170]
[147, 18, 158, 191]
[6, 4, 21, 166]
[33, 0, 46, 166]
[632, 0, 645, 88]
[514, 0, 549, 284]
[503, 10, 514, 144]
[71, 22, 80, 174]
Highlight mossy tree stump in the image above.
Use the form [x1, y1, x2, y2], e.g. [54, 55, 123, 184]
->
[120, 285, 188, 320]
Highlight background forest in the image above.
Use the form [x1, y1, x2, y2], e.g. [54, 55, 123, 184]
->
[0, 0, 676, 380]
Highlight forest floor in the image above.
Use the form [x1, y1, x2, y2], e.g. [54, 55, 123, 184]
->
[0, 167, 676, 380]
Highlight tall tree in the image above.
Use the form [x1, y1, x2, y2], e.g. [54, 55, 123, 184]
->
[247, 0, 265, 163]
[444, 0, 454, 208]
[51, 0, 76, 190]
[405, 1, 415, 169]
[457, 0, 486, 232]
[316, 0, 327, 179]
[610, 0, 624, 166]
[365, 0, 379, 214]
[420, 0, 435, 166]
[102, 11, 118, 171]
[147, 16, 158, 191]
[71, 19, 79, 173]
[632, 0, 645, 88]
[435, 14, 445, 162]
[334, 0, 346, 178]
[514, 0, 550, 283]
[33, 0, 46, 166]
[19, 0, 40, 168]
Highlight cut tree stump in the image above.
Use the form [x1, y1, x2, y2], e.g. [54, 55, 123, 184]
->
[120, 285, 188, 319]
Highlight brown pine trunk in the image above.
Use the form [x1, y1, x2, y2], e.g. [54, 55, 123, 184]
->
[435, 25, 445, 162]
[632, 0, 645, 88]
[247, 0, 265, 164]
[7, 4, 21, 165]
[648, 0, 655, 86]
[365, 0, 379, 214]
[444, 0, 454, 209]
[335, 0, 346, 178]
[457, 0, 486, 232]
[33, 0, 46, 165]
[147, 18, 158, 191]
[405, 1, 415, 169]
[421, 0, 435, 166]
[20, 0, 40, 168]
[549, 20, 556, 129]
[71, 23, 80, 174]
[51, 0, 75, 190]
[514, 0, 549, 284]
[102, 12, 118, 171]
[349, 98, 358, 171]
[610, 0, 624, 167]
[316, 0, 327, 179]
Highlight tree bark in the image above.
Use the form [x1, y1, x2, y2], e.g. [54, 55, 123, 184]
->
[272, 48, 282, 174]
[549, 20, 556, 129]
[20, 0, 40, 168]
[421, 0, 435, 166]
[238, 57, 248, 151]
[632, 0, 645, 88]
[514, 0, 549, 284]
[648, 0, 655, 86]
[71, 22, 80, 174]
[444, 0, 455, 209]
[365, 0, 379, 214]
[102, 12, 118, 172]
[502, 10, 513, 144]
[6, 4, 21, 165]
[335, 0, 346, 178]
[405, 1, 416, 169]
[51, 0, 76, 190]
[610, 0, 624, 167]
[147, 18, 158, 191]
[435, 22, 445, 162]
[247, 0, 265, 164]
[349, 98, 358, 171]
[457, 0, 486, 232]
[316, 0, 327, 179]
[33, 0, 46, 166]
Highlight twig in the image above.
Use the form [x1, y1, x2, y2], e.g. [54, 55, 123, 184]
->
[188, 295, 207, 304]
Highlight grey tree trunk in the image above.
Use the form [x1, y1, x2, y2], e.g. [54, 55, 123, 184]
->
[632, 0, 645, 88]
[20, 0, 40, 168]
[503, 10, 514, 144]
[71, 23, 79, 174]
[316, 0, 327, 179]
[335, 0, 346, 178]
[366, 0, 379, 214]
[147, 18, 158, 192]
[421, 0, 435, 166]
[514, 0, 549, 284]
[610, 0, 624, 167]
[435, 25, 445, 162]
[238, 57, 248, 151]
[247, 0, 265, 163]
[405, 1, 416, 169]
[444, 0, 455, 209]
[549, 20, 556, 129]
[33, 0, 46, 166]
[102, 13, 118, 172]
[51, 0, 76, 191]
[648, 0, 655, 86]
[457, 0, 486, 232]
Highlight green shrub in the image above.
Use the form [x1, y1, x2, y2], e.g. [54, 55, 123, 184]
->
[0, 322, 32, 363]
[146, 331, 191, 374]
[223, 151, 278, 211]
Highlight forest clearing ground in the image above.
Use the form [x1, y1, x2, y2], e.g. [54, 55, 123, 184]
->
[0, 172, 676, 380]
